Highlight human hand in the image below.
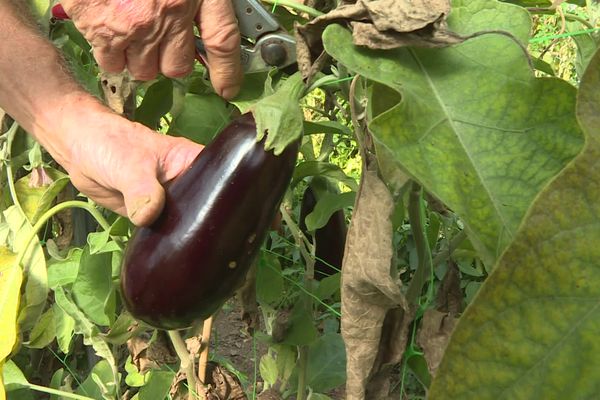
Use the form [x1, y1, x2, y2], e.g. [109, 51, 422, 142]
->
[59, 0, 243, 99]
[49, 96, 203, 226]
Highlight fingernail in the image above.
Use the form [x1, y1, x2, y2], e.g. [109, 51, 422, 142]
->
[220, 85, 241, 100]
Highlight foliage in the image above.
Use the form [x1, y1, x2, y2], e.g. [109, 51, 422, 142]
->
[1, 0, 600, 399]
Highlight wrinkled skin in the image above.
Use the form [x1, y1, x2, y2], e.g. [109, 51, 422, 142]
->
[0, 0, 245, 227]
[60, 0, 243, 98]
[52, 95, 203, 226]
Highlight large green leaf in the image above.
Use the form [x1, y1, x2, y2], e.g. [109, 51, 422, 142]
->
[135, 78, 173, 130]
[322, 0, 584, 265]
[307, 333, 346, 393]
[54, 287, 116, 370]
[429, 49, 600, 399]
[168, 93, 232, 145]
[72, 246, 114, 326]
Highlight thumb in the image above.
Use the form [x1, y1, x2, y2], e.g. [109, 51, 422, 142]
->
[122, 175, 166, 227]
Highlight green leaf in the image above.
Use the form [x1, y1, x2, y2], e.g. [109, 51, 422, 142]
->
[322, 1, 584, 265]
[139, 371, 175, 400]
[273, 344, 296, 384]
[101, 312, 134, 345]
[314, 273, 341, 301]
[49, 368, 67, 400]
[124, 356, 146, 388]
[251, 72, 305, 155]
[26, 307, 55, 349]
[2, 360, 28, 392]
[3, 206, 47, 331]
[281, 304, 318, 346]
[303, 120, 352, 137]
[14, 167, 69, 224]
[567, 21, 600, 80]
[257, 254, 284, 306]
[87, 230, 111, 255]
[259, 353, 279, 387]
[307, 333, 346, 393]
[71, 246, 114, 326]
[47, 248, 82, 289]
[429, 49, 600, 399]
[53, 303, 75, 354]
[75, 359, 117, 400]
[135, 78, 173, 129]
[54, 287, 116, 370]
[168, 93, 232, 145]
[305, 192, 353, 231]
[0, 247, 21, 367]
[292, 161, 358, 191]
[230, 71, 272, 113]
[307, 392, 333, 400]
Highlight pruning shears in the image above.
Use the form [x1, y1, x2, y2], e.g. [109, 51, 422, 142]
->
[51, 0, 297, 73]
[197, 0, 297, 72]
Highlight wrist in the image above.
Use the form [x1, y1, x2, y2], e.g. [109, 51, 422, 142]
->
[33, 90, 107, 172]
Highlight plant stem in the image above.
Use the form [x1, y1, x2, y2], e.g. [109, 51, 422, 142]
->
[3, 121, 23, 213]
[15, 200, 114, 268]
[25, 383, 95, 400]
[279, 202, 314, 267]
[168, 330, 199, 400]
[405, 182, 433, 305]
[260, 0, 324, 18]
[197, 317, 213, 384]
[296, 346, 308, 400]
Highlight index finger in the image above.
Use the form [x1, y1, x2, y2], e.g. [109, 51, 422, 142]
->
[196, 0, 243, 100]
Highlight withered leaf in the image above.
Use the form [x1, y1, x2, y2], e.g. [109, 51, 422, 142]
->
[296, 0, 462, 81]
[416, 309, 457, 376]
[341, 167, 410, 400]
[99, 71, 137, 117]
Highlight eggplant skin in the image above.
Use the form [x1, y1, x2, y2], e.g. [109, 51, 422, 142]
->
[299, 184, 347, 280]
[121, 113, 299, 330]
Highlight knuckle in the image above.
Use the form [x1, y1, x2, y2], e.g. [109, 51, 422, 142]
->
[164, 0, 190, 13]
[162, 64, 193, 78]
[202, 23, 240, 55]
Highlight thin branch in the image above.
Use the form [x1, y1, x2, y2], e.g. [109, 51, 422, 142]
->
[197, 317, 213, 384]
[405, 182, 433, 304]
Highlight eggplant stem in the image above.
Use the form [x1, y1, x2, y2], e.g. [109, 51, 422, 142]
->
[197, 317, 214, 384]
[168, 330, 200, 400]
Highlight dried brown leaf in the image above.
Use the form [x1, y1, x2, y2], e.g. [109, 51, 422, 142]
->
[435, 261, 462, 315]
[201, 362, 247, 400]
[415, 309, 457, 376]
[99, 71, 137, 117]
[295, 0, 462, 81]
[127, 333, 178, 373]
[236, 262, 259, 334]
[341, 167, 409, 400]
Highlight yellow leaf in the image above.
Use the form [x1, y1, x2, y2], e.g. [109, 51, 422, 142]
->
[0, 361, 5, 400]
[0, 246, 22, 400]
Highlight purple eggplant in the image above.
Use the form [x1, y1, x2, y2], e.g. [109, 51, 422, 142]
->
[120, 113, 299, 330]
[299, 181, 347, 280]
